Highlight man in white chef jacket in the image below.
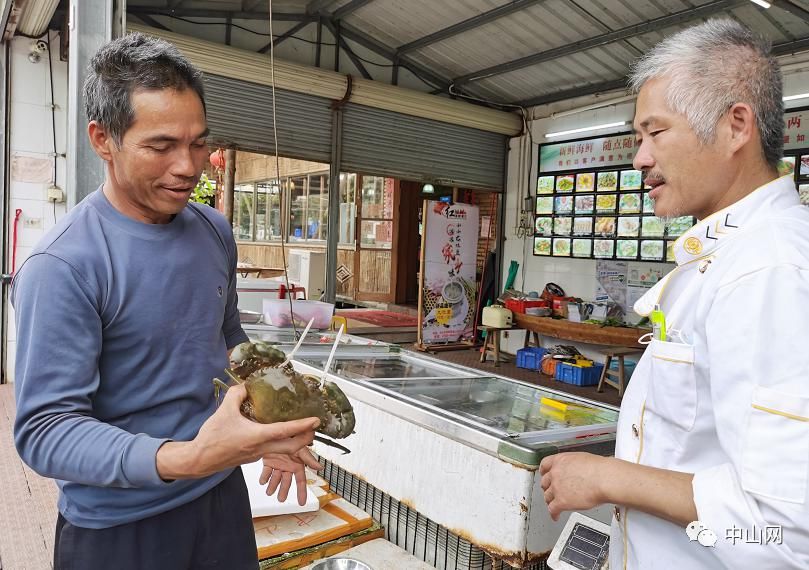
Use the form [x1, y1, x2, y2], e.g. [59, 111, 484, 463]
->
[539, 18, 809, 569]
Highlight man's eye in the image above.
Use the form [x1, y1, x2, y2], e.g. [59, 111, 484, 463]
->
[149, 146, 169, 153]
[650, 130, 665, 137]
[192, 141, 207, 148]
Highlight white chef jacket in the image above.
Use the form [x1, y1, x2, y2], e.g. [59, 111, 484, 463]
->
[609, 175, 809, 569]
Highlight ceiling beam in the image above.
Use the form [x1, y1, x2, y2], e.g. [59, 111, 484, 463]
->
[306, 0, 334, 15]
[126, 7, 308, 21]
[771, 0, 809, 25]
[323, 20, 372, 79]
[517, 78, 628, 108]
[131, 13, 172, 31]
[332, 0, 375, 20]
[397, 0, 544, 55]
[772, 34, 809, 56]
[453, 0, 743, 85]
[257, 19, 313, 53]
[336, 22, 454, 91]
[517, 34, 809, 108]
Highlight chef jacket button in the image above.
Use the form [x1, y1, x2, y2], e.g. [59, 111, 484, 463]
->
[632, 424, 639, 438]
[614, 506, 621, 522]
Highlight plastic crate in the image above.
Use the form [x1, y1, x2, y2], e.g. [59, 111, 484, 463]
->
[609, 359, 637, 382]
[555, 361, 605, 387]
[504, 298, 548, 314]
[516, 347, 547, 370]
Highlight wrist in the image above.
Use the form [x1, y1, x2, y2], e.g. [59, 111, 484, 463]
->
[597, 456, 626, 505]
[156, 440, 203, 480]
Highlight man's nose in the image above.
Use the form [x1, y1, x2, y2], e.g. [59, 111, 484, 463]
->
[633, 139, 654, 171]
[171, 147, 197, 178]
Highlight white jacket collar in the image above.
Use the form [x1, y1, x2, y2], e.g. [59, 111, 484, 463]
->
[671, 175, 799, 266]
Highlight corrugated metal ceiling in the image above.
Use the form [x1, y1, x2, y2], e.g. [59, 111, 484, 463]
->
[126, 0, 809, 108]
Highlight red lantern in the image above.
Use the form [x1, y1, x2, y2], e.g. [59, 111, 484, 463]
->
[209, 149, 225, 169]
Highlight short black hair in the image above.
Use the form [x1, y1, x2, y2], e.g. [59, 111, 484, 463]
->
[83, 32, 206, 145]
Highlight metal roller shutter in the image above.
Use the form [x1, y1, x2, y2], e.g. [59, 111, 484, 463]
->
[341, 103, 506, 191]
[203, 74, 333, 163]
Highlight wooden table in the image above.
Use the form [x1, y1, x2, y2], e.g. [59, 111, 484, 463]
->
[513, 313, 647, 349]
[236, 265, 285, 279]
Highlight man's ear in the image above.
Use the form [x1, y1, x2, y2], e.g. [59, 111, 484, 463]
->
[87, 121, 115, 161]
[726, 102, 756, 155]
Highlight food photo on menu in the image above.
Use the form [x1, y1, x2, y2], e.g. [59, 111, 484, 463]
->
[576, 172, 594, 192]
[597, 171, 618, 191]
[537, 175, 555, 194]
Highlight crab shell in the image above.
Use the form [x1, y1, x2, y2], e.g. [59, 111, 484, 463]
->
[227, 342, 355, 439]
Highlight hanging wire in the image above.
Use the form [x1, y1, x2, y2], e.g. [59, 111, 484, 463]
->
[267, 0, 298, 339]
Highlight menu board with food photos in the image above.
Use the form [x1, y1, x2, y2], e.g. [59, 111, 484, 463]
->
[535, 164, 695, 262]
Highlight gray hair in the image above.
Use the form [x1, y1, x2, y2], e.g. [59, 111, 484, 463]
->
[83, 32, 206, 145]
[629, 19, 783, 168]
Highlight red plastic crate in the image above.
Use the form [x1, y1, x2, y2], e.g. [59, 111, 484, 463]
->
[505, 298, 548, 314]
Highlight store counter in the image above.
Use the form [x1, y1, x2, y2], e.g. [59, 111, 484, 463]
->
[513, 312, 647, 349]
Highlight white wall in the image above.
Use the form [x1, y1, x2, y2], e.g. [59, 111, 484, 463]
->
[500, 67, 809, 358]
[5, 31, 69, 382]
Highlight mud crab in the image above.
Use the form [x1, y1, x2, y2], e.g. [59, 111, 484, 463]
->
[215, 321, 355, 453]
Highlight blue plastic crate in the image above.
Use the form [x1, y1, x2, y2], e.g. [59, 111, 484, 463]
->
[609, 359, 637, 382]
[555, 362, 605, 387]
[516, 347, 547, 370]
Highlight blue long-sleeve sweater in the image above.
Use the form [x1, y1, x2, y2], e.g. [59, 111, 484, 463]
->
[11, 188, 248, 528]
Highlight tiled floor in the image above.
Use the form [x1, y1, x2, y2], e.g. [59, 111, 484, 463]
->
[0, 384, 57, 570]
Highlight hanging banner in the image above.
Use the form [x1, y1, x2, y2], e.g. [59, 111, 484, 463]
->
[419, 201, 479, 345]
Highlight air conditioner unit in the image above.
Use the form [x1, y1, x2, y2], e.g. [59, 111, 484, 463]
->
[287, 250, 326, 299]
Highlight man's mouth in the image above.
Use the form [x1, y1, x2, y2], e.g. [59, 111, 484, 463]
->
[643, 174, 665, 199]
[162, 186, 193, 194]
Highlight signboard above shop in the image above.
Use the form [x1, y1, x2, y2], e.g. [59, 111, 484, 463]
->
[785, 108, 809, 151]
[539, 133, 638, 173]
[540, 108, 809, 173]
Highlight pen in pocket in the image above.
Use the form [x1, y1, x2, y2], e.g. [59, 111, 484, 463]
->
[651, 304, 667, 341]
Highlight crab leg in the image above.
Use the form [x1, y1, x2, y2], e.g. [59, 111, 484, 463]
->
[314, 435, 351, 455]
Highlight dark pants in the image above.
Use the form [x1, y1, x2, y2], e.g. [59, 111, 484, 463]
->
[54, 467, 259, 570]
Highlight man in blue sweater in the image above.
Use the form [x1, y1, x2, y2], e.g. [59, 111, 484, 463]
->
[11, 33, 321, 569]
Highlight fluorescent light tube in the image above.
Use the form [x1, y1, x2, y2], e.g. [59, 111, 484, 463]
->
[545, 121, 628, 139]
[749, 0, 771, 8]
[784, 92, 809, 102]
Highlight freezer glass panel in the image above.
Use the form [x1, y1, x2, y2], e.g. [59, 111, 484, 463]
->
[297, 355, 465, 379]
[368, 376, 618, 434]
